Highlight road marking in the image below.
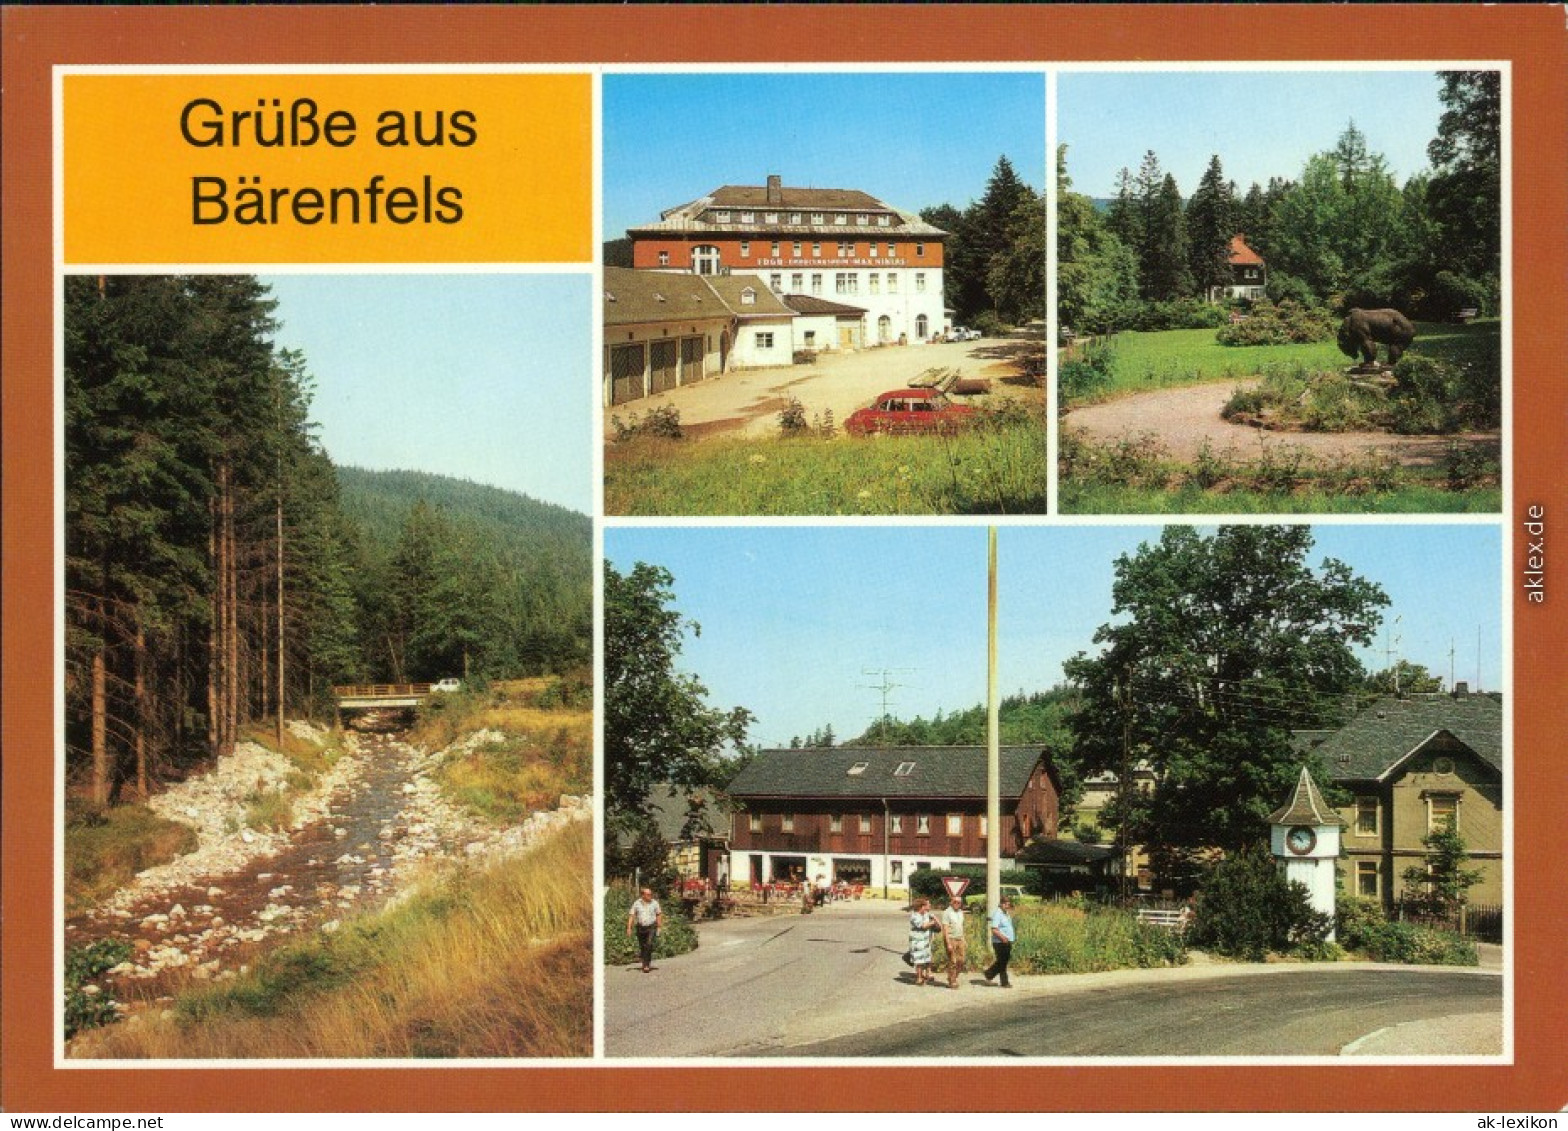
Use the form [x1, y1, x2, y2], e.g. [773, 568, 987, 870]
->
[1341, 1026, 1392, 1055]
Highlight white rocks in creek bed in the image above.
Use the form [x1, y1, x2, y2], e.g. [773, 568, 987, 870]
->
[287, 720, 329, 747]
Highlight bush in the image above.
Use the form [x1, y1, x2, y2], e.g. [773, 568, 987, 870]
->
[1426, 271, 1495, 320]
[908, 865, 1034, 901]
[1266, 272, 1319, 308]
[602, 885, 699, 966]
[1216, 300, 1336, 347]
[1187, 843, 1332, 961]
[970, 311, 1005, 338]
[1119, 299, 1229, 333]
[610, 405, 683, 442]
[1336, 895, 1477, 965]
[65, 939, 132, 1039]
[989, 902, 1186, 974]
[777, 395, 809, 436]
[1059, 337, 1117, 406]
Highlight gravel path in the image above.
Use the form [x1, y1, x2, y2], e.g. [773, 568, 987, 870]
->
[1064, 380, 1499, 467]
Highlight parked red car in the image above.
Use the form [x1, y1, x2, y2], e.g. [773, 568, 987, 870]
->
[844, 388, 979, 436]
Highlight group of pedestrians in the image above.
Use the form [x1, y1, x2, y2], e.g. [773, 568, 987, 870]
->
[907, 894, 1015, 989]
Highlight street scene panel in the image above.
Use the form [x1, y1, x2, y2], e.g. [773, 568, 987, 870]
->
[1057, 70, 1502, 514]
[601, 72, 1049, 516]
[604, 525, 1503, 1058]
[63, 275, 594, 1058]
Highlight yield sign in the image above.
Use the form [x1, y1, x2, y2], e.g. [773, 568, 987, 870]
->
[941, 876, 971, 900]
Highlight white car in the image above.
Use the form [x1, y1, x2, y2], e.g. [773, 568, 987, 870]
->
[949, 327, 982, 342]
[432, 678, 462, 693]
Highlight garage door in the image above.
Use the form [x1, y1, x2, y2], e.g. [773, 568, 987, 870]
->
[680, 335, 705, 383]
[608, 343, 645, 405]
[650, 340, 679, 394]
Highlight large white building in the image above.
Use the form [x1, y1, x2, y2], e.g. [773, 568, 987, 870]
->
[627, 174, 948, 347]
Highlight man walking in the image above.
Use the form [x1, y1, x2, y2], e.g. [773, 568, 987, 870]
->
[940, 895, 967, 989]
[625, 886, 663, 973]
[983, 895, 1015, 988]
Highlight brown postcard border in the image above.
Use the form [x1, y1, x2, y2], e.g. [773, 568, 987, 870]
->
[4, 3, 1566, 1114]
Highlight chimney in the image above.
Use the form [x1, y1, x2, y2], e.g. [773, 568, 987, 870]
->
[1453, 681, 1469, 699]
[766, 174, 782, 205]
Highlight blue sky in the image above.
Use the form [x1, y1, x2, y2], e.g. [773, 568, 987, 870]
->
[605, 524, 1503, 748]
[1059, 70, 1448, 199]
[603, 72, 1047, 240]
[259, 274, 592, 513]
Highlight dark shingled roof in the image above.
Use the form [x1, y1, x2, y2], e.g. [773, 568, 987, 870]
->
[1267, 768, 1346, 827]
[781, 294, 867, 317]
[602, 266, 730, 327]
[1314, 694, 1502, 781]
[1015, 839, 1118, 866]
[646, 782, 729, 842]
[708, 184, 886, 210]
[726, 746, 1046, 801]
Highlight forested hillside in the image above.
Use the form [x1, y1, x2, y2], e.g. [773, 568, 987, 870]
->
[65, 276, 588, 806]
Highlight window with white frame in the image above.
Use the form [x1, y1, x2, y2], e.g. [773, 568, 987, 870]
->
[887, 273, 897, 294]
[869, 243, 879, 258]
[891, 860, 904, 884]
[756, 331, 775, 349]
[888, 243, 898, 257]
[740, 241, 751, 258]
[740, 211, 755, 223]
[868, 274, 880, 295]
[803, 330, 816, 347]
[771, 241, 781, 257]
[834, 213, 848, 226]
[793, 242, 803, 257]
[790, 212, 803, 224]
[811, 274, 823, 295]
[847, 761, 869, 776]
[1355, 797, 1379, 837]
[837, 241, 853, 257]
[946, 814, 962, 836]
[765, 212, 778, 223]
[830, 815, 843, 834]
[782, 812, 795, 832]
[857, 214, 869, 225]
[859, 814, 872, 834]
[916, 272, 926, 293]
[740, 288, 756, 305]
[691, 245, 721, 275]
[791, 273, 803, 291]
[878, 214, 891, 227]
[916, 314, 928, 338]
[890, 814, 903, 834]
[714, 210, 731, 223]
[658, 250, 670, 266]
[811, 212, 825, 224]
[812, 242, 822, 257]
[749, 813, 762, 834]
[894, 762, 915, 776]
[769, 274, 782, 291]
[916, 815, 931, 836]
[1356, 859, 1380, 898]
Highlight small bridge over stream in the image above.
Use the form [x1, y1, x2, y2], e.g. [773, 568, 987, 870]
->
[332, 683, 439, 711]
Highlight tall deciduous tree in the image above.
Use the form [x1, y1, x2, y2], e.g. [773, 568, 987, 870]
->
[1426, 70, 1501, 288]
[1064, 527, 1388, 856]
[1057, 147, 1138, 335]
[604, 562, 752, 861]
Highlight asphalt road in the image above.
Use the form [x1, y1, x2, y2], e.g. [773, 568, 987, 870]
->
[604, 898, 1502, 1059]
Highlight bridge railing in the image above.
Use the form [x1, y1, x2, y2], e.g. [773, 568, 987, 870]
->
[332, 683, 434, 700]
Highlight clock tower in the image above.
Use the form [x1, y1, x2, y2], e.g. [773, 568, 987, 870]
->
[1268, 767, 1346, 941]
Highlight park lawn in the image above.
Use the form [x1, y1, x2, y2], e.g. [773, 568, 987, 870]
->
[1063, 479, 1502, 515]
[1073, 318, 1500, 403]
[604, 420, 1048, 516]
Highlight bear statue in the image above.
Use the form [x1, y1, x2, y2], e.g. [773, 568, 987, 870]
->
[1337, 308, 1416, 368]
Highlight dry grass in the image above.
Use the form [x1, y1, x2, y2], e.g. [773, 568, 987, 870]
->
[71, 819, 593, 1059]
[65, 800, 199, 916]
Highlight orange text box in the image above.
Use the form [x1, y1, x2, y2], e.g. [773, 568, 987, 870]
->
[64, 72, 591, 264]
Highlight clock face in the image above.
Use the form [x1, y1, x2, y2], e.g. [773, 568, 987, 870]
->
[1286, 826, 1318, 856]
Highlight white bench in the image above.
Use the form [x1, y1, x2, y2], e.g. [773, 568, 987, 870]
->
[1135, 906, 1190, 933]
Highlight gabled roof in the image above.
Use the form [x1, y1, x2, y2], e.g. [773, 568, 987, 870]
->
[631, 181, 948, 238]
[727, 746, 1047, 801]
[781, 294, 867, 317]
[1267, 767, 1347, 827]
[1312, 694, 1502, 781]
[704, 275, 797, 317]
[603, 266, 731, 327]
[1228, 234, 1265, 266]
[646, 782, 729, 843]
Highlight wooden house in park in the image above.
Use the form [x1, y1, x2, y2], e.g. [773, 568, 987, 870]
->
[1210, 234, 1267, 303]
[1299, 687, 1503, 908]
[724, 745, 1061, 891]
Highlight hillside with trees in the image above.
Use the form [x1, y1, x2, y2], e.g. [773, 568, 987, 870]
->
[1059, 72, 1501, 333]
[65, 275, 589, 807]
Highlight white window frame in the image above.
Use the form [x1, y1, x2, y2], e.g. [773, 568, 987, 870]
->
[830, 814, 843, 834]
[859, 814, 872, 834]
[771, 241, 781, 257]
[811, 274, 823, 295]
[657, 250, 670, 266]
[916, 814, 931, 836]
[890, 815, 903, 834]
[756, 331, 775, 349]
[782, 812, 795, 832]
[740, 210, 755, 223]
[894, 761, 915, 776]
[915, 272, 926, 293]
[946, 814, 962, 837]
[740, 241, 751, 258]
[714, 210, 731, 223]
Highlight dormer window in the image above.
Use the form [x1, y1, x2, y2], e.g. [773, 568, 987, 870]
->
[790, 212, 803, 224]
[847, 762, 869, 776]
[714, 210, 731, 223]
[834, 214, 848, 226]
[877, 215, 891, 227]
[764, 212, 779, 223]
[740, 287, 756, 305]
[810, 212, 825, 224]
[857, 214, 869, 225]
[740, 211, 755, 223]
[894, 762, 916, 776]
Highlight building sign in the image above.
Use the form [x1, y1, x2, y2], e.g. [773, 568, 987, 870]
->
[753, 257, 910, 269]
[941, 876, 971, 900]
